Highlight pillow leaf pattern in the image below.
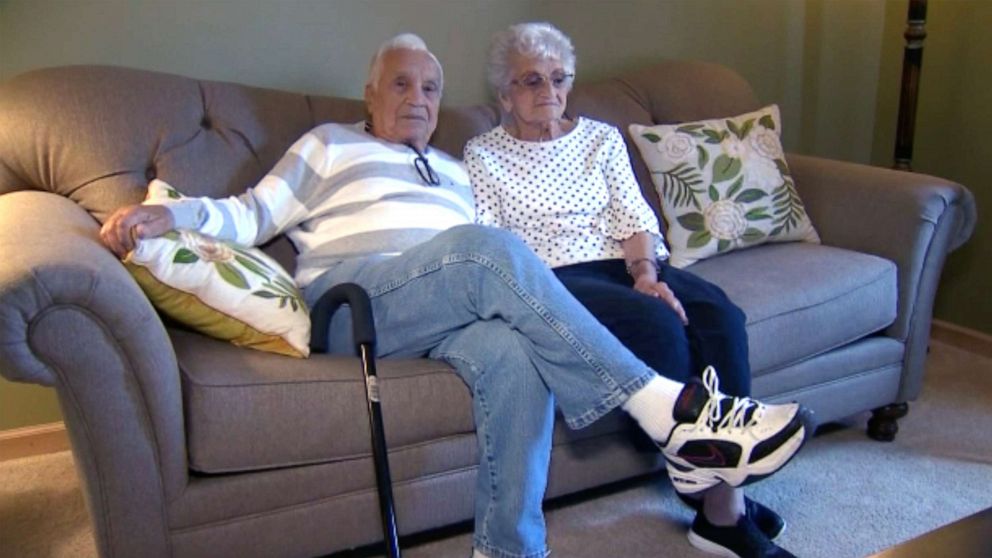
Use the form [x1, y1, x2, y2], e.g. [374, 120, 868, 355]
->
[163, 230, 305, 312]
[123, 179, 311, 357]
[629, 105, 819, 268]
[658, 162, 704, 209]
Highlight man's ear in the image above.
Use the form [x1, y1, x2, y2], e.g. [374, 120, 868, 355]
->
[364, 83, 374, 112]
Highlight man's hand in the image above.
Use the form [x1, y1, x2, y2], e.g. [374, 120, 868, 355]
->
[99, 204, 174, 258]
[632, 277, 689, 325]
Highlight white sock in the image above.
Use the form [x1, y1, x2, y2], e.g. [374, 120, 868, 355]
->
[472, 550, 489, 558]
[622, 374, 685, 441]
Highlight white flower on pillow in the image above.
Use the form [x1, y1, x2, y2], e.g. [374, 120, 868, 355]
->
[721, 137, 746, 160]
[704, 200, 748, 241]
[744, 156, 782, 190]
[180, 231, 235, 263]
[659, 132, 696, 163]
[749, 127, 784, 160]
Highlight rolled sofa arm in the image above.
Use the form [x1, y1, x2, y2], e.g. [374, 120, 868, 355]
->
[0, 190, 185, 556]
[787, 153, 977, 401]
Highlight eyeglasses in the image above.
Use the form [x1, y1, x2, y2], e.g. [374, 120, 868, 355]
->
[510, 71, 575, 92]
[406, 143, 441, 186]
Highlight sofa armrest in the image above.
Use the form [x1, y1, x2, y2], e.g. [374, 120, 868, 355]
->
[788, 154, 975, 254]
[0, 190, 183, 556]
[787, 153, 977, 400]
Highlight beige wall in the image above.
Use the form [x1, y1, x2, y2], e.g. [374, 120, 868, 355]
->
[800, 0, 887, 162]
[0, 0, 890, 154]
[529, 0, 811, 152]
[0, 0, 532, 105]
[2, 0, 982, 430]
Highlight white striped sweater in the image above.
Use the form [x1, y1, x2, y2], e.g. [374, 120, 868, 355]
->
[165, 122, 475, 287]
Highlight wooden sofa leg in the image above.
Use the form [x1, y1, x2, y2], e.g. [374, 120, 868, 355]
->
[867, 403, 909, 442]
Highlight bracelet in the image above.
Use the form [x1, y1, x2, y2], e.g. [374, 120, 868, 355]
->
[625, 258, 659, 277]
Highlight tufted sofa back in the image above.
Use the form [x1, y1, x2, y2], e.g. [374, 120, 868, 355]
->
[0, 60, 759, 262]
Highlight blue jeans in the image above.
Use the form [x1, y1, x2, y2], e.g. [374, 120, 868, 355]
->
[554, 259, 751, 397]
[304, 225, 655, 558]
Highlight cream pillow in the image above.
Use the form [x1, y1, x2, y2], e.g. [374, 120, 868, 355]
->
[124, 180, 310, 357]
[629, 105, 819, 268]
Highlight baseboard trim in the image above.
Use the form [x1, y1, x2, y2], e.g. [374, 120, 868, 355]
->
[0, 422, 70, 462]
[931, 319, 992, 358]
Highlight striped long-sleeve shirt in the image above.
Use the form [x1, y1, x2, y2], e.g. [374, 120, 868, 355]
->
[165, 122, 475, 287]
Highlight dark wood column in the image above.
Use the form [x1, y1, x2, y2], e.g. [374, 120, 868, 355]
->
[894, 0, 928, 171]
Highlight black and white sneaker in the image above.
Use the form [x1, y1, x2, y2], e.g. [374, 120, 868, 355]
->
[688, 511, 795, 558]
[658, 366, 813, 493]
[678, 493, 786, 540]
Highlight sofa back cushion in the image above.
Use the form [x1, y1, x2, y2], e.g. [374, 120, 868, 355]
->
[0, 66, 314, 220]
[0, 60, 759, 261]
[567, 59, 761, 222]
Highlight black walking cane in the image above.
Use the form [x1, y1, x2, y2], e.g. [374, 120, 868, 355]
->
[310, 283, 401, 558]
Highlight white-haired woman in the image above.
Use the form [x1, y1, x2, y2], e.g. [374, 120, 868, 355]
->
[465, 22, 795, 558]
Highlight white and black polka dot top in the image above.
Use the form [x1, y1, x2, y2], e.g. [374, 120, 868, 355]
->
[464, 116, 668, 268]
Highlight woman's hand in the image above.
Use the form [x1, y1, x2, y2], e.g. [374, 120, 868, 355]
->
[633, 276, 689, 325]
[622, 232, 688, 324]
[99, 204, 175, 258]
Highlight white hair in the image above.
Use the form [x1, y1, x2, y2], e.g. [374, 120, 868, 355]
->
[366, 33, 443, 91]
[487, 22, 576, 92]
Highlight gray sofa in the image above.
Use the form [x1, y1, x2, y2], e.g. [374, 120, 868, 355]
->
[0, 61, 975, 558]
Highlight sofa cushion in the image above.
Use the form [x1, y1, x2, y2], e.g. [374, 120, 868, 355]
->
[687, 242, 898, 374]
[629, 105, 819, 268]
[173, 329, 472, 473]
[174, 329, 634, 474]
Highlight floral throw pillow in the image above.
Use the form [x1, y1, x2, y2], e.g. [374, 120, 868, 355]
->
[123, 180, 310, 357]
[629, 105, 819, 268]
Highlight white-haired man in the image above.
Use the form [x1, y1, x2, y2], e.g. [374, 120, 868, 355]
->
[101, 33, 811, 558]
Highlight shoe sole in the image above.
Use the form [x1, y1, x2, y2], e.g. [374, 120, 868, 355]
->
[665, 426, 803, 491]
[665, 408, 815, 491]
[769, 519, 786, 541]
[665, 459, 721, 494]
[734, 423, 807, 487]
[665, 426, 804, 489]
[737, 407, 816, 487]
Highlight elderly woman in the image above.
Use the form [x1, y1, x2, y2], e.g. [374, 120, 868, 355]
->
[465, 22, 797, 558]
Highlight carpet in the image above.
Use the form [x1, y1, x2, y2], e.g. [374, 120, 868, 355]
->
[1, 339, 990, 557]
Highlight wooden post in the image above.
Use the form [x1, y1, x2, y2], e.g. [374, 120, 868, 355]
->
[894, 0, 928, 171]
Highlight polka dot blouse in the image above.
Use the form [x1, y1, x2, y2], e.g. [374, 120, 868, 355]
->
[464, 117, 669, 268]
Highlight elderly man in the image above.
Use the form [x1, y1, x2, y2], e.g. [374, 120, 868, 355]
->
[101, 34, 810, 558]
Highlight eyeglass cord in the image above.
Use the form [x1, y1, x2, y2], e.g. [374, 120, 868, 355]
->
[405, 142, 441, 186]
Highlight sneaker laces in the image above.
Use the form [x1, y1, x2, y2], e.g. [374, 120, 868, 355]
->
[699, 366, 764, 432]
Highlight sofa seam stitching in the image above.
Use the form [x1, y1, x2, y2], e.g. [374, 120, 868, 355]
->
[766, 361, 903, 401]
[746, 265, 895, 327]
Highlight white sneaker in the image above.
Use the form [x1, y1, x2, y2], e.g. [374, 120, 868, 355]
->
[658, 366, 813, 494]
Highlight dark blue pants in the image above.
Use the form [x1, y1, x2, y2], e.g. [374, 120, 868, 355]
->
[554, 259, 751, 397]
